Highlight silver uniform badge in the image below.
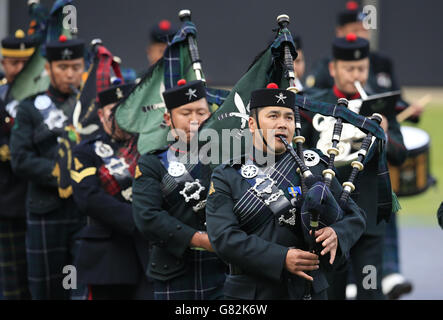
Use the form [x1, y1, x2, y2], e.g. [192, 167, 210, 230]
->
[95, 141, 114, 158]
[44, 109, 67, 130]
[264, 189, 284, 205]
[34, 95, 52, 110]
[121, 187, 133, 202]
[180, 179, 205, 203]
[168, 161, 186, 177]
[275, 92, 287, 104]
[278, 208, 297, 226]
[303, 150, 320, 167]
[241, 164, 259, 179]
[106, 157, 129, 176]
[252, 175, 276, 197]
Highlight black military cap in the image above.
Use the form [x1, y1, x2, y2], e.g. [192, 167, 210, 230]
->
[332, 33, 369, 61]
[250, 83, 296, 110]
[150, 20, 177, 43]
[45, 35, 85, 61]
[162, 79, 206, 110]
[337, 1, 366, 26]
[98, 83, 135, 108]
[1, 29, 37, 58]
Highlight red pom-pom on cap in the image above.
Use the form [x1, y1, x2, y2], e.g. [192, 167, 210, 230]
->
[59, 35, 67, 42]
[159, 20, 171, 31]
[346, 33, 357, 42]
[266, 83, 279, 89]
[346, 1, 359, 10]
[177, 79, 187, 86]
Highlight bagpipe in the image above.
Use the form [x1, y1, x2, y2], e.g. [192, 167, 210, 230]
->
[179, 9, 205, 82]
[274, 14, 385, 300]
[312, 80, 392, 165]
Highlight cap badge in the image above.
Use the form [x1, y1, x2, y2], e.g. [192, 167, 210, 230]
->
[275, 92, 287, 104]
[116, 87, 124, 99]
[185, 88, 197, 101]
[61, 48, 73, 60]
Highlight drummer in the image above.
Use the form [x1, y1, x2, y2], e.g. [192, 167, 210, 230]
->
[305, 1, 425, 123]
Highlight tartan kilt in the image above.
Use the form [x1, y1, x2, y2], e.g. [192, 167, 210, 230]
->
[153, 250, 226, 300]
[26, 198, 87, 300]
[382, 211, 400, 276]
[0, 218, 30, 299]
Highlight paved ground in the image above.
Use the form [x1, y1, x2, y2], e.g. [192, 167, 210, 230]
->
[398, 225, 443, 300]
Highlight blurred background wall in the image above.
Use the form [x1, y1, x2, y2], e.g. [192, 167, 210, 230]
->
[4, 0, 443, 87]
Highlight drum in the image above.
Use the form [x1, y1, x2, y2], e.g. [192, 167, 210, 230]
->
[389, 126, 436, 197]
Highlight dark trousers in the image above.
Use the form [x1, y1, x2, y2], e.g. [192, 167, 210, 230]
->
[87, 276, 153, 300]
[328, 234, 386, 300]
[153, 250, 225, 300]
[382, 212, 400, 276]
[26, 200, 86, 300]
[89, 284, 135, 300]
[0, 218, 31, 299]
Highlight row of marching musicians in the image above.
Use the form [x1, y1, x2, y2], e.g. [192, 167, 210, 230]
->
[0, 2, 427, 300]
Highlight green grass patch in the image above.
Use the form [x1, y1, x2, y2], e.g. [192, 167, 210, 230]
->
[396, 103, 443, 227]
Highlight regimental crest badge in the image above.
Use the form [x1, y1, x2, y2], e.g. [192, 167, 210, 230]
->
[105, 157, 129, 177]
[45, 109, 68, 130]
[168, 161, 186, 177]
[94, 141, 114, 158]
[241, 164, 259, 179]
[275, 92, 287, 104]
[303, 150, 320, 167]
[61, 48, 73, 60]
[185, 88, 197, 101]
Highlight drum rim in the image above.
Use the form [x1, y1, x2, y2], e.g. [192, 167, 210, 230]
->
[396, 174, 437, 197]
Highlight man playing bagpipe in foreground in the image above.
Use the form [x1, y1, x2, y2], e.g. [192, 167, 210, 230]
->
[306, 34, 407, 299]
[10, 35, 87, 300]
[205, 84, 366, 300]
[70, 83, 153, 299]
[132, 79, 226, 300]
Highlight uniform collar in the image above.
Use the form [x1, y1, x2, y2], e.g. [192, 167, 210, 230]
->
[250, 147, 287, 167]
[101, 130, 132, 149]
[46, 85, 73, 102]
[333, 85, 361, 100]
[170, 145, 189, 156]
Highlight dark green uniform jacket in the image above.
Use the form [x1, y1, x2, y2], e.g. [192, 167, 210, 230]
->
[10, 85, 76, 213]
[132, 146, 217, 281]
[206, 149, 366, 299]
